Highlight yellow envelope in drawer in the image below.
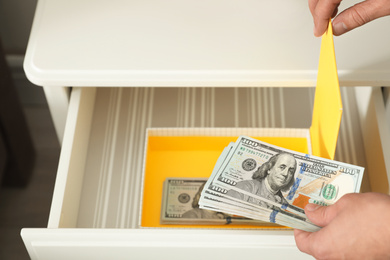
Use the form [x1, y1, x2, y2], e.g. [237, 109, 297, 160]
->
[141, 22, 342, 228]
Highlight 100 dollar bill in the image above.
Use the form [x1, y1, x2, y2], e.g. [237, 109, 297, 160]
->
[199, 136, 364, 231]
[161, 177, 278, 226]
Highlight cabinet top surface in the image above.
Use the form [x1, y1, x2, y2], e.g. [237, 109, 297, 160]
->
[24, 0, 390, 87]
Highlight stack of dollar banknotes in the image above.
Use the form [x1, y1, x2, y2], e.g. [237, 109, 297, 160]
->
[194, 136, 365, 232]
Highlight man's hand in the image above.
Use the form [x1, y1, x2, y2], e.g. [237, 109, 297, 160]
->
[309, 0, 390, 36]
[294, 192, 390, 259]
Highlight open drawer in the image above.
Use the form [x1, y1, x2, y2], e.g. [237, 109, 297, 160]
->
[21, 86, 390, 260]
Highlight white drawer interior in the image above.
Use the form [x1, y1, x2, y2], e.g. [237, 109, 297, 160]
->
[49, 86, 384, 230]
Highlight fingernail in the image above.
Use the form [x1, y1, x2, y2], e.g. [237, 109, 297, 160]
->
[313, 26, 321, 37]
[333, 22, 348, 35]
[305, 203, 321, 212]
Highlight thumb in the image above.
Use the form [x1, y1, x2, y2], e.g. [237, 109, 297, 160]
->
[332, 0, 390, 36]
[304, 203, 340, 227]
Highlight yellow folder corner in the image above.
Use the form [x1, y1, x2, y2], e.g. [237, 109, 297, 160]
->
[310, 20, 342, 160]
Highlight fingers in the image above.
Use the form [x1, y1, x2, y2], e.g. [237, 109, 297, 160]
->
[309, 0, 319, 16]
[294, 203, 342, 257]
[294, 228, 329, 258]
[303, 203, 340, 227]
[294, 229, 314, 255]
[310, 0, 342, 36]
[332, 0, 390, 35]
[295, 226, 337, 259]
[310, 0, 390, 37]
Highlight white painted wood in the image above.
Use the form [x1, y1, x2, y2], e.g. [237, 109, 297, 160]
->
[47, 87, 96, 228]
[24, 0, 390, 88]
[354, 87, 390, 194]
[42, 86, 70, 144]
[21, 229, 313, 260]
[384, 88, 390, 135]
[371, 88, 390, 184]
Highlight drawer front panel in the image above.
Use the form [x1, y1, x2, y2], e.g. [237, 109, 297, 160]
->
[22, 229, 312, 260]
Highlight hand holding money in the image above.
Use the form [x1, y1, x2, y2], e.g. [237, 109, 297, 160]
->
[295, 192, 390, 259]
[199, 136, 364, 232]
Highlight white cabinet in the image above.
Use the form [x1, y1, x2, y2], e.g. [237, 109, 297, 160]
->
[21, 0, 390, 259]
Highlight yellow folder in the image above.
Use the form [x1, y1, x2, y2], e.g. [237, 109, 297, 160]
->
[310, 20, 342, 160]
